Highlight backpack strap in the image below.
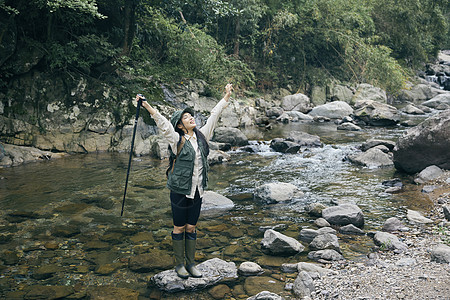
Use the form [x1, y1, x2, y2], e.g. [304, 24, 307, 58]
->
[171, 136, 186, 174]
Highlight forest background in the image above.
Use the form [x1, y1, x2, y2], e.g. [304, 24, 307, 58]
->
[1, 0, 449, 98]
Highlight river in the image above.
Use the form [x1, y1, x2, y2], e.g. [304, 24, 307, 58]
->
[0, 121, 434, 299]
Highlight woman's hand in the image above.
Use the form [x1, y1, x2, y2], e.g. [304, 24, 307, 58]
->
[135, 94, 156, 116]
[135, 94, 146, 103]
[224, 83, 233, 102]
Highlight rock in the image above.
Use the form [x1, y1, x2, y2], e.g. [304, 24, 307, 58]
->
[306, 203, 327, 217]
[393, 109, 450, 173]
[128, 250, 173, 273]
[348, 148, 394, 168]
[337, 122, 362, 131]
[384, 186, 402, 194]
[287, 131, 322, 147]
[382, 217, 408, 232]
[353, 100, 400, 126]
[308, 101, 354, 119]
[208, 149, 231, 165]
[25, 286, 74, 300]
[266, 107, 284, 119]
[361, 139, 396, 152]
[286, 110, 314, 121]
[152, 258, 237, 292]
[373, 232, 407, 252]
[315, 218, 331, 228]
[246, 291, 284, 300]
[212, 127, 249, 146]
[382, 178, 403, 187]
[297, 262, 336, 277]
[201, 191, 235, 217]
[406, 209, 433, 224]
[421, 93, 450, 109]
[244, 276, 285, 297]
[299, 228, 320, 243]
[254, 182, 303, 204]
[443, 205, 450, 221]
[401, 104, 425, 115]
[270, 138, 301, 153]
[422, 185, 440, 193]
[238, 262, 264, 276]
[32, 265, 64, 280]
[322, 203, 364, 228]
[309, 233, 340, 252]
[398, 83, 440, 103]
[261, 229, 305, 255]
[352, 83, 387, 103]
[331, 84, 354, 103]
[414, 165, 444, 184]
[281, 93, 312, 113]
[88, 286, 139, 300]
[209, 284, 231, 299]
[339, 224, 365, 235]
[276, 112, 290, 123]
[430, 244, 450, 264]
[293, 271, 315, 298]
[307, 249, 345, 263]
[0, 251, 19, 265]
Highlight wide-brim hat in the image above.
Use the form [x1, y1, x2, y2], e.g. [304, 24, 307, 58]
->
[170, 107, 195, 129]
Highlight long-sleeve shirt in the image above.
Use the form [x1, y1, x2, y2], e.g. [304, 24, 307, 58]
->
[151, 99, 229, 198]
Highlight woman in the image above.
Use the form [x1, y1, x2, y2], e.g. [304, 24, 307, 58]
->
[136, 83, 233, 279]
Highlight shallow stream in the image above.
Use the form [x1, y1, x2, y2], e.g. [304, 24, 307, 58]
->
[0, 121, 434, 298]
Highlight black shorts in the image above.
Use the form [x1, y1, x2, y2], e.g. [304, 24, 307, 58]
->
[170, 189, 202, 227]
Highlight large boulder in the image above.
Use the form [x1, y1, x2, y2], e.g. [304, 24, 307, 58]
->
[322, 203, 364, 228]
[281, 93, 313, 113]
[308, 101, 354, 119]
[393, 109, 450, 173]
[397, 83, 441, 103]
[421, 93, 450, 110]
[212, 127, 249, 146]
[353, 100, 400, 126]
[254, 182, 304, 204]
[261, 229, 305, 255]
[352, 83, 387, 103]
[330, 84, 354, 103]
[348, 148, 394, 168]
[201, 191, 235, 217]
[152, 258, 237, 292]
[373, 232, 407, 252]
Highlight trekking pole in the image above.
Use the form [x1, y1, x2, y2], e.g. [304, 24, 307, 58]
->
[121, 95, 144, 216]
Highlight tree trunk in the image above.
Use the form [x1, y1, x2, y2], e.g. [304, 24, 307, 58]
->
[233, 17, 240, 57]
[121, 0, 136, 55]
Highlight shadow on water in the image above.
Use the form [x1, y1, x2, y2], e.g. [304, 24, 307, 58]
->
[0, 122, 433, 298]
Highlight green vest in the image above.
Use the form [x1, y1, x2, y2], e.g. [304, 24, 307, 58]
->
[167, 139, 209, 195]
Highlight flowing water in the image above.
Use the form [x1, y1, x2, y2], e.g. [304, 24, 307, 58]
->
[0, 121, 434, 298]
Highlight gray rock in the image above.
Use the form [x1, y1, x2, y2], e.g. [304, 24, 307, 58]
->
[393, 109, 450, 173]
[401, 104, 425, 115]
[239, 262, 264, 276]
[297, 262, 336, 277]
[395, 258, 416, 267]
[382, 217, 408, 232]
[306, 203, 327, 217]
[373, 232, 407, 252]
[309, 233, 340, 252]
[212, 127, 249, 146]
[352, 83, 387, 103]
[201, 191, 235, 217]
[208, 149, 231, 165]
[270, 139, 301, 154]
[281, 93, 312, 113]
[354, 100, 400, 126]
[266, 107, 284, 118]
[398, 83, 440, 102]
[421, 185, 440, 193]
[286, 111, 314, 121]
[307, 249, 345, 263]
[299, 229, 319, 243]
[261, 229, 305, 255]
[293, 271, 315, 298]
[339, 224, 365, 235]
[384, 186, 402, 193]
[331, 84, 354, 103]
[406, 209, 433, 224]
[348, 148, 394, 168]
[247, 291, 284, 300]
[430, 244, 450, 264]
[254, 182, 303, 204]
[314, 218, 331, 228]
[361, 139, 395, 151]
[322, 203, 364, 228]
[287, 131, 322, 147]
[308, 101, 354, 119]
[151, 258, 237, 292]
[337, 122, 362, 131]
[414, 165, 444, 184]
[443, 205, 450, 221]
[422, 93, 450, 109]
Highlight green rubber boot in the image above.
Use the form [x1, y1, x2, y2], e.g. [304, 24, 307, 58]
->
[172, 232, 189, 279]
[185, 231, 202, 278]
